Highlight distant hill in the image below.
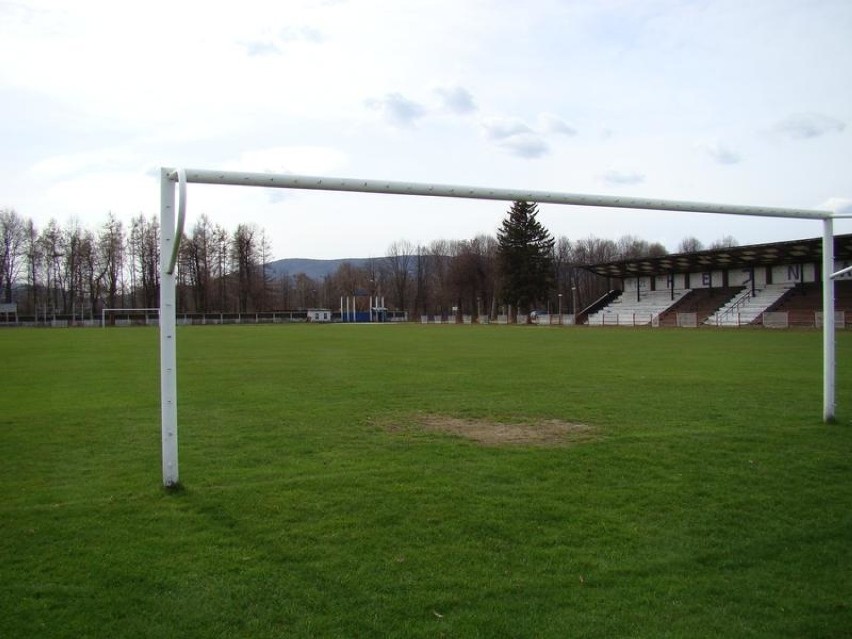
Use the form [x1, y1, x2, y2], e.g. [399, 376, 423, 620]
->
[265, 257, 371, 280]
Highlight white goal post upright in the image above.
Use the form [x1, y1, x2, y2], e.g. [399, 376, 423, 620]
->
[158, 167, 843, 486]
[824, 217, 837, 423]
[159, 168, 180, 487]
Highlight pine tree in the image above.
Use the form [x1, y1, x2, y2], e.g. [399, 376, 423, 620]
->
[496, 201, 555, 320]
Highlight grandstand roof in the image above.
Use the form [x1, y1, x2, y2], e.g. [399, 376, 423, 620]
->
[584, 233, 852, 279]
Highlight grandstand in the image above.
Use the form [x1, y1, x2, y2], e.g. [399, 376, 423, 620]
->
[583, 234, 852, 327]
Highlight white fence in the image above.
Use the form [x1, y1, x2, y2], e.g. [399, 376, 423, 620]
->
[816, 311, 847, 329]
[676, 312, 698, 328]
[762, 312, 789, 329]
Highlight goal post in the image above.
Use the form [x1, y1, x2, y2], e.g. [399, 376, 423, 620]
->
[160, 169, 179, 487]
[101, 307, 160, 327]
[158, 167, 842, 486]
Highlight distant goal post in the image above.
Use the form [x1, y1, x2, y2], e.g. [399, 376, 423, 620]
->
[157, 167, 844, 487]
[102, 307, 159, 327]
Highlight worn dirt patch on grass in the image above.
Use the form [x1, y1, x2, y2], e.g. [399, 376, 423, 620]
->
[384, 414, 597, 447]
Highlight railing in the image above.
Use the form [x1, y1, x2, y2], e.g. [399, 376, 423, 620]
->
[591, 312, 656, 326]
[576, 290, 622, 325]
[712, 288, 752, 326]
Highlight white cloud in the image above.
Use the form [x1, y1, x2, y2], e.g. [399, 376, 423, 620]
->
[480, 117, 551, 158]
[499, 134, 550, 159]
[481, 117, 533, 140]
[539, 113, 577, 137]
[819, 197, 852, 216]
[279, 25, 324, 43]
[242, 25, 324, 56]
[228, 147, 347, 175]
[774, 113, 846, 139]
[365, 93, 427, 128]
[38, 170, 157, 222]
[600, 170, 645, 187]
[698, 141, 742, 165]
[436, 86, 477, 115]
[29, 148, 138, 179]
[242, 41, 282, 57]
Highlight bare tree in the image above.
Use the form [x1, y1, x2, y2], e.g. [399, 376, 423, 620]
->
[39, 219, 65, 314]
[677, 236, 704, 253]
[213, 224, 230, 311]
[232, 223, 262, 313]
[448, 240, 478, 320]
[79, 229, 100, 316]
[570, 236, 620, 311]
[412, 245, 432, 318]
[293, 272, 318, 308]
[258, 228, 273, 311]
[383, 239, 414, 313]
[616, 234, 667, 260]
[447, 235, 498, 320]
[277, 272, 293, 310]
[99, 213, 125, 310]
[64, 219, 86, 315]
[364, 257, 382, 301]
[0, 208, 27, 304]
[180, 214, 214, 312]
[23, 218, 40, 313]
[553, 236, 573, 312]
[709, 235, 738, 249]
[325, 261, 370, 310]
[427, 239, 453, 317]
[133, 215, 160, 309]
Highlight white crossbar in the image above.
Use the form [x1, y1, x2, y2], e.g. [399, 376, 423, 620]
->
[170, 168, 829, 220]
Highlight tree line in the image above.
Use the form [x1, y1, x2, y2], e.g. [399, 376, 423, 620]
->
[0, 208, 274, 317]
[0, 204, 735, 319]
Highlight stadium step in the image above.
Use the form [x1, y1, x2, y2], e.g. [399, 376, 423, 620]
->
[704, 284, 794, 326]
[586, 289, 690, 326]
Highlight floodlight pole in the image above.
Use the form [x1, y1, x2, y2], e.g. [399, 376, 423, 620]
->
[823, 218, 835, 422]
[159, 169, 179, 486]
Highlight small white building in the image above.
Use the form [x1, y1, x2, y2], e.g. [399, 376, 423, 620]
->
[307, 309, 332, 323]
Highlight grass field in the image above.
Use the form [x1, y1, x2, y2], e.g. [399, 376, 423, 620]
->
[2, 324, 851, 637]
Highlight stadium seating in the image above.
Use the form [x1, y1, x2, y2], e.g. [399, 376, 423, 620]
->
[586, 289, 689, 326]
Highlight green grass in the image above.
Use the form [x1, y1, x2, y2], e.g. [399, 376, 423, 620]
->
[2, 324, 851, 638]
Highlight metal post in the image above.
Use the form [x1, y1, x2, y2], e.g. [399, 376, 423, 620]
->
[159, 169, 179, 486]
[823, 218, 835, 423]
[572, 286, 578, 326]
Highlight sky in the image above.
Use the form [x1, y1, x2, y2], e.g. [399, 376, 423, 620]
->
[1, 0, 851, 260]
